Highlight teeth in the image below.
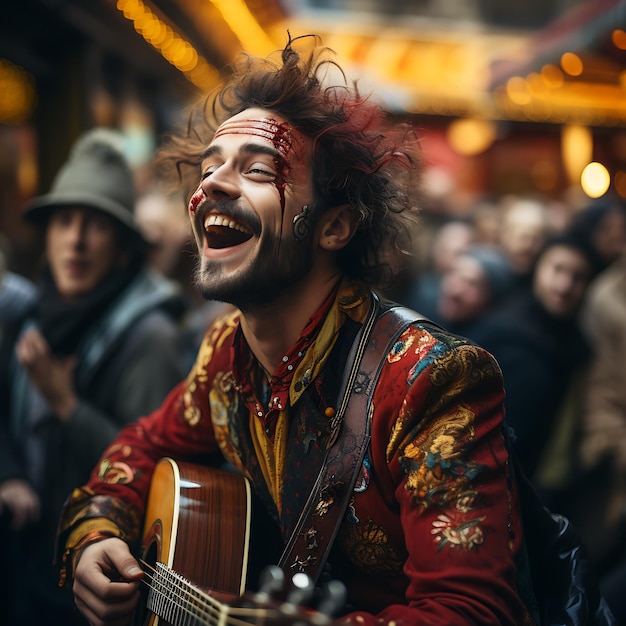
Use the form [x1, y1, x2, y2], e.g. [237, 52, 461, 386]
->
[204, 214, 251, 234]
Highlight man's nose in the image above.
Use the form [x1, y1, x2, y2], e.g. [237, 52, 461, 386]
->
[201, 167, 241, 200]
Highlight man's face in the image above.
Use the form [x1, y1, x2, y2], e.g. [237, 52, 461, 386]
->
[189, 107, 317, 310]
[533, 245, 592, 318]
[437, 255, 491, 325]
[46, 206, 121, 300]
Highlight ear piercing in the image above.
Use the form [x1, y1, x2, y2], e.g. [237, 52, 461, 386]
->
[293, 205, 312, 240]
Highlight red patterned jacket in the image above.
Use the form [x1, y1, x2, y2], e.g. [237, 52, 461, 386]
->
[57, 284, 532, 625]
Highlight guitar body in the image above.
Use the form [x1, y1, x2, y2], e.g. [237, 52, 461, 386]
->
[136, 458, 252, 626]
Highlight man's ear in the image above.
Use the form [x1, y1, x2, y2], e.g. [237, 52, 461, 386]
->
[318, 204, 357, 251]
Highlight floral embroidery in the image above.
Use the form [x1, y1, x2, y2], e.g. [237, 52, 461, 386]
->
[407, 334, 446, 384]
[401, 405, 482, 509]
[339, 518, 403, 576]
[97, 459, 134, 484]
[431, 513, 486, 551]
[388, 330, 415, 363]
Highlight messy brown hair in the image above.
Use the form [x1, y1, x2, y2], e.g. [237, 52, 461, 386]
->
[159, 33, 422, 289]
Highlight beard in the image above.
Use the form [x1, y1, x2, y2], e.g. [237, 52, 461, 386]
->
[194, 226, 316, 311]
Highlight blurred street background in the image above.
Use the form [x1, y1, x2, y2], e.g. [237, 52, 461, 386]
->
[1, 0, 625, 277]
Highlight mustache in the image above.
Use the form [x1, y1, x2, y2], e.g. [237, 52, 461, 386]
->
[194, 199, 262, 237]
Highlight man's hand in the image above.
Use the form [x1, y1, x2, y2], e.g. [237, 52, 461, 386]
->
[16, 328, 78, 421]
[73, 537, 144, 626]
[0, 479, 40, 530]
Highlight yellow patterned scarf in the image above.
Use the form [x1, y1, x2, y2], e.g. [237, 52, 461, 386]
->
[249, 280, 371, 512]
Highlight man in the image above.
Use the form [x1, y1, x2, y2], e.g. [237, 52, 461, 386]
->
[0, 129, 187, 625]
[57, 37, 532, 625]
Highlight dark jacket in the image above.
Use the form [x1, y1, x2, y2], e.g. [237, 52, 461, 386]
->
[0, 268, 188, 625]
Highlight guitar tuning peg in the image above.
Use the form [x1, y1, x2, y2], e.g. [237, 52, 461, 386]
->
[258, 564, 285, 596]
[286, 572, 315, 607]
[317, 579, 347, 616]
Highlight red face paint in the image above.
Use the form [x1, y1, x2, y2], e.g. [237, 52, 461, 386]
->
[214, 117, 298, 213]
[214, 118, 294, 159]
[188, 184, 204, 215]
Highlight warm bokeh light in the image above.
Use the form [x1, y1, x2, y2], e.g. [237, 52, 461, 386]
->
[209, 0, 276, 57]
[581, 162, 611, 198]
[447, 118, 496, 156]
[615, 170, 626, 198]
[540, 64, 564, 88]
[613, 29, 626, 51]
[116, 0, 220, 91]
[562, 125, 593, 184]
[561, 52, 583, 77]
[0, 59, 37, 124]
[506, 76, 531, 105]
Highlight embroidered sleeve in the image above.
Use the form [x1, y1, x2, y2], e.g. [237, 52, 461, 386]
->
[55, 316, 239, 585]
[346, 325, 533, 625]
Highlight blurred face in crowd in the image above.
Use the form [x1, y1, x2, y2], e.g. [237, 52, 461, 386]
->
[500, 203, 548, 276]
[437, 254, 491, 325]
[430, 221, 475, 275]
[593, 206, 626, 266]
[189, 107, 319, 309]
[533, 244, 592, 318]
[46, 206, 122, 300]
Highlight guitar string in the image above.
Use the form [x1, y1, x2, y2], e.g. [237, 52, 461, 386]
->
[140, 560, 222, 624]
[139, 560, 279, 626]
[139, 569, 276, 626]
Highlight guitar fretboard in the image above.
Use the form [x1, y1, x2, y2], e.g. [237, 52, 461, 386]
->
[148, 561, 224, 625]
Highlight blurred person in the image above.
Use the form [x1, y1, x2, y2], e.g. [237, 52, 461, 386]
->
[0, 129, 188, 626]
[433, 245, 514, 335]
[577, 246, 626, 622]
[55, 37, 538, 626]
[569, 199, 626, 273]
[499, 197, 551, 293]
[135, 188, 231, 366]
[470, 200, 502, 246]
[470, 232, 601, 481]
[402, 217, 476, 319]
[134, 188, 193, 280]
[0, 248, 37, 618]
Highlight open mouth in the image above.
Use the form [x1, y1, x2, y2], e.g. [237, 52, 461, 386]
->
[204, 214, 254, 249]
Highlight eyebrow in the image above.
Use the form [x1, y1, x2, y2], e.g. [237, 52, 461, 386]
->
[202, 142, 282, 161]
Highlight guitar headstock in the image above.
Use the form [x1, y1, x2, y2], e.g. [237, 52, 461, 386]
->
[228, 565, 347, 625]
[141, 561, 346, 626]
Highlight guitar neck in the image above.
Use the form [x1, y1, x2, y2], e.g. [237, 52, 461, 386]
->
[146, 562, 288, 626]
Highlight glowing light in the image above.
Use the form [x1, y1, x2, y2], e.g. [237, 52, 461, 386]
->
[447, 118, 496, 156]
[506, 76, 531, 105]
[615, 171, 626, 198]
[581, 162, 610, 198]
[0, 59, 37, 124]
[541, 64, 564, 88]
[612, 29, 626, 51]
[562, 125, 593, 184]
[561, 52, 583, 77]
[116, 0, 219, 91]
[209, 0, 276, 57]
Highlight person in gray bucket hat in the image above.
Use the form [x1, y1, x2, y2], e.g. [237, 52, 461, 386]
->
[0, 128, 188, 626]
[23, 128, 147, 244]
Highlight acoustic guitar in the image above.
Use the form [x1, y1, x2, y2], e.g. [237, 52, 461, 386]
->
[134, 457, 344, 626]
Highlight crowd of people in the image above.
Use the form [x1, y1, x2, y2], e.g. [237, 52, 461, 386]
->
[399, 194, 626, 622]
[0, 34, 623, 625]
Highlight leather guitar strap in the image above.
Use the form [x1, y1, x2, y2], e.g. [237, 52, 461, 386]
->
[278, 295, 427, 584]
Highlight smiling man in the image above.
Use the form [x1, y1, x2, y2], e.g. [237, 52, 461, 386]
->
[56, 36, 534, 625]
